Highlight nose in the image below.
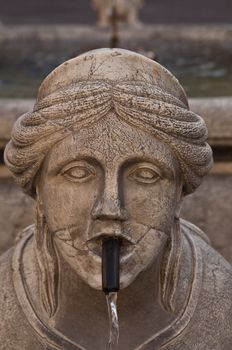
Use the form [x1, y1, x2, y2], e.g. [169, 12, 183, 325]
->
[91, 174, 128, 221]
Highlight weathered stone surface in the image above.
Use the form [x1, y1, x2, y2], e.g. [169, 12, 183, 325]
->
[1, 49, 232, 349]
[1, 97, 232, 147]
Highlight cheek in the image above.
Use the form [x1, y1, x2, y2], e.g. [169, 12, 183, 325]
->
[123, 178, 178, 231]
[41, 177, 99, 232]
[120, 228, 167, 289]
[55, 239, 102, 290]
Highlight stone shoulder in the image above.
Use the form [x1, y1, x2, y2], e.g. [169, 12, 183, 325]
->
[186, 227, 232, 348]
[0, 247, 42, 350]
[181, 218, 232, 285]
[165, 220, 232, 349]
[199, 234, 232, 299]
[183, 219, 232, 301]
[194, 228, 232, 288]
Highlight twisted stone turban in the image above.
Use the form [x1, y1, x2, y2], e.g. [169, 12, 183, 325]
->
[4, 48, 213, 196]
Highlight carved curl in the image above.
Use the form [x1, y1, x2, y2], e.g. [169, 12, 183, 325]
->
[4, 80, 213, 196]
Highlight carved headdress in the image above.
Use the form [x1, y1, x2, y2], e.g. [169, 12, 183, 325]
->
[4, 48, 213, 196]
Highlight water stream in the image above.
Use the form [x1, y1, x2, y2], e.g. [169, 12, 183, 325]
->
[106, 292, 119, 350]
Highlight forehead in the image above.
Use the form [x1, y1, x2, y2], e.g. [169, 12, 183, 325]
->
[45, 113, 178, 172]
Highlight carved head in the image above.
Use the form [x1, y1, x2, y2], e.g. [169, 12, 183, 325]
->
[4, 49, 213, 316]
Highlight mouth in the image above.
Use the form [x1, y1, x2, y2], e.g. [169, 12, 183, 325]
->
[87, 233, 135, 262]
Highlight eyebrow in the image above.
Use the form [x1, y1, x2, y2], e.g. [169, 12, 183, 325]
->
[121, 156, 176, 180]
[47, 154, 102, 176]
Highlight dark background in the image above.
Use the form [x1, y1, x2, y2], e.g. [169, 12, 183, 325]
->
[0, 0, 232, 24]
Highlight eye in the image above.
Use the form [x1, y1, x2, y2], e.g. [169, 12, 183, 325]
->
[129, 165, 161, 184]
[61, 161, 96, 183]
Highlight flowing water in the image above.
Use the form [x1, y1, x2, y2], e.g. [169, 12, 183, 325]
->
[106, 292, 119, 350]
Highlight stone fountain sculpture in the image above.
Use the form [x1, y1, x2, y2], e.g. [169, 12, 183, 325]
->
[92, 0, 143, 28]
[1, 48, 232, 350]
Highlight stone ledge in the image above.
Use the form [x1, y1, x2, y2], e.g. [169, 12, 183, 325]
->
[189, 97, 232, 146]
[1, 24, 232, 43]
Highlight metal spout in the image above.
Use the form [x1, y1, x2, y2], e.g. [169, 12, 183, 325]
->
[102, 238, 120, 294]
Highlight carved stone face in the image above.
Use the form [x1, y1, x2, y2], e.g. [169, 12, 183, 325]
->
[38, 112, 182, 290]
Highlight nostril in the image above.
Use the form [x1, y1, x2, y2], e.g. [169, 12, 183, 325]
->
[92, 209, 128, 221]
[94, 213, 127, 221]
[91, 199, 128, 221]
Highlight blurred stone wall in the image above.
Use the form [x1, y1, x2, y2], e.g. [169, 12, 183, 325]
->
[181, 173, 232, 263]
[0, 0, 232, 24]
[0, 177, 34, 254]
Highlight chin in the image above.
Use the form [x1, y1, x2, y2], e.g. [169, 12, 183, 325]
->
[119, 264, 149, 290]
[76, 265, 146, 291]
[120, 274, 137, 289]
[79, 273, 139, 291]
[83, 273, 103, 290]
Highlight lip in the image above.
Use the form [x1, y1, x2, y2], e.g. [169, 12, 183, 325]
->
[87, 233, 135, 263]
